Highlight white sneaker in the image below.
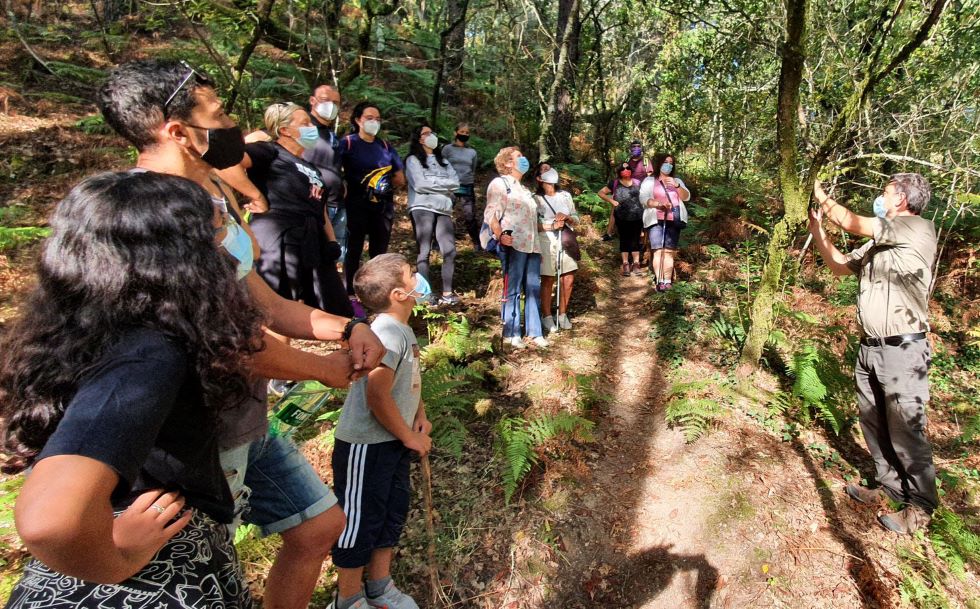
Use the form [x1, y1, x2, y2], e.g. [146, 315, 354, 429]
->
[557, 314, 572, 330]
[367, 581, 420, 609]
[531, 336, 549, 348]
[507, 336, 526, 349]
[542, 315, 557, 334]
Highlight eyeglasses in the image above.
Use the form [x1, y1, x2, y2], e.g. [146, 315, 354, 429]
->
[163, 61, 200, 117]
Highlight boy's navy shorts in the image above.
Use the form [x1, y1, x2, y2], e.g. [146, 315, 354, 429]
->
[331, 439, 413, 568]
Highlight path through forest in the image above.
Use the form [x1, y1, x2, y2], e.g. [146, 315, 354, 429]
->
[486, 249, 906, 609]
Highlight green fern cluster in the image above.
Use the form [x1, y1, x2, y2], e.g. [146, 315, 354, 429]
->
[421, 310, 493, 369]
[421, 363, 486, 459]
[664, 378, 731, 443]
[929, 507, 980, 579]
[898, 544, 952, 609]
[788, 343, 851, 435]
[496, 413, 594, 503]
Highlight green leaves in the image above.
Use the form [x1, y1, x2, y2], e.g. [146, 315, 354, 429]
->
[496, 413, 594, 503]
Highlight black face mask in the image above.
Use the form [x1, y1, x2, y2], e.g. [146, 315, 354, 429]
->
[455, 133, 470, 143]
[188, 125, 246, 170]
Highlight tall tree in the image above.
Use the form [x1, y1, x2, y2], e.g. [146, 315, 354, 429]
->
[538, 0, 581, 162]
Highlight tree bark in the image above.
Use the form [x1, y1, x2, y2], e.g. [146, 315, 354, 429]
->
[224, 0, 276, 114]
[537, 0, 580, 163]
[430, 0, 469, 125]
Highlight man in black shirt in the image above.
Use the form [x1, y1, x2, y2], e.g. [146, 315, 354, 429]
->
[305, 85, 348, 266]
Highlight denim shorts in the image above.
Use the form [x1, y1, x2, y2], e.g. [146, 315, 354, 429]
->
[648, 222, 683, 250]
[221, 433, 338, 537]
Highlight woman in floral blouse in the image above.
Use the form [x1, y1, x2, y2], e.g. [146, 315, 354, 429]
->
[484, 146, 548, 349]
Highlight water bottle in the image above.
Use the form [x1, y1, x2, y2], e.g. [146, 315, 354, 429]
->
[268, 380, 337, 437]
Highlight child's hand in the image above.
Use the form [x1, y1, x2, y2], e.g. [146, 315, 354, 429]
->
[113, 489, 193, 572]
[403, 431, 432, 456]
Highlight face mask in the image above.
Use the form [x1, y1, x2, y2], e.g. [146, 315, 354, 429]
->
[423, 133, 439, 150]
[516, 156, 530, 174]
[192, 125, 246, 170]
[296, 125, 320, 150]
[873, 195, 887, 219]
[315, 101, 338, 121]
[620, 170, 633, 180]
[405, 272, 431, 305]
[540, 169, 559, 184]
[220, 221, 253, 280]
[456, 133, 470, 143]
[362, 119, 381, 136]
[660, 162, 673, 175]
[631, 146, 642, 157]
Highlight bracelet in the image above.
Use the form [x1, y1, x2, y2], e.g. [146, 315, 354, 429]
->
[342, 317, 369, 342]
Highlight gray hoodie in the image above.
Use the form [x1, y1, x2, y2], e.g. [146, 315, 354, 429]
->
[406, 154, 460, 215]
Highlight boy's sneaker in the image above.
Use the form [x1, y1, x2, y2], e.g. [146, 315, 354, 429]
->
[328, 596, 370, 609]
[557, 314, 572, 330]
[878, 505, 931, 535]
[506, 336, 526, 350]
[438, 293, 461, 306]
[531, 336, 549, 348]
[542, 315, 557, 334]
[367, 581, 419, 609]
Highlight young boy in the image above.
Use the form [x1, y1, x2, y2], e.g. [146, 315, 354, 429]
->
[331, 253, 433, 609]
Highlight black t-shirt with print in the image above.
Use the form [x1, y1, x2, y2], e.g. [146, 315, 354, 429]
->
[37, 328, 234, 523]
[608, 179, 643, 222]
[246, 142, 325, 224]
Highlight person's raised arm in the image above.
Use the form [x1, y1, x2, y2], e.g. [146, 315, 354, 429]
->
[15, 457, 193, 584]
[245, 272, 384, 373]
[365, 365, 430, 455]
[813, 180, 875, 238]
[808, 208, 855, 277]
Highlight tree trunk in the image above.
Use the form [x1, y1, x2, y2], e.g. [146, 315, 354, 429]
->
[739, 0, 808, 368]
[537, 0, 580, 163]
[224, 0, 276, 114]
[430, 0, 469, 125]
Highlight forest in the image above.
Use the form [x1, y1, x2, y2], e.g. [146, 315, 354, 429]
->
[0, 0, 978, 607]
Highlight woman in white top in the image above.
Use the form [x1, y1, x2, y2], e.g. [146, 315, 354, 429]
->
[640, 152, 691, 291]
[533, 162, 579, 334]
[406, 124, 461, 304]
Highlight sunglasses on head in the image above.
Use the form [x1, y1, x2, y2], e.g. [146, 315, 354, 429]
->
[163, 61, 202, 116]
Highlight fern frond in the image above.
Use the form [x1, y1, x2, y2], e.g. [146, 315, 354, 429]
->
[496, 413, 594, 503]
[929, 507, 980, 579]
[666, 397, 722, 443]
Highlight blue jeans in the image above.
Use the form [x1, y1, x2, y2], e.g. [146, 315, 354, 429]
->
[501, 249, 543, 338]
[327, 206, 348, 263]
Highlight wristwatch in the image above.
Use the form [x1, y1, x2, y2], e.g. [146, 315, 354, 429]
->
[342, 317, 369, 342]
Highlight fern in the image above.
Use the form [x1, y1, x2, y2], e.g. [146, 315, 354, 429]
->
[929, 507, 980, 579]
[711, 316, 745, 350]
[496, 413, 593, 503]
[666, 397, 723, 442]
[791, 343, 847, 435]
[421, 362, 485, 459]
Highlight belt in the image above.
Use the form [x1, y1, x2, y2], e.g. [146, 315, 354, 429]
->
[860, 332, 926, 347]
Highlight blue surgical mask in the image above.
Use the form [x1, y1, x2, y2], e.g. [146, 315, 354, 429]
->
[408, 272, 431, 304]
[873, 195, 888, 219]
[660, 162, 673, 175]
[296, 126, 320, 150]
[516, 156, 530, 174]
[220, 221, 254, 280]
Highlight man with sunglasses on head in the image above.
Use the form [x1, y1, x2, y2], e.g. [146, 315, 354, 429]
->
[97, 59, 385, 609]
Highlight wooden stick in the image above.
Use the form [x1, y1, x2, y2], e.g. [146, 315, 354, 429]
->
[419, 454, 449, 607]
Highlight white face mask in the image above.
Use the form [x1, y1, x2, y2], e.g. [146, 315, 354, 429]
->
[362, 119, 381, 136]
[423, 133, 439, 150]
[540, 169, 559, 184]
[315, 101, 338, 121]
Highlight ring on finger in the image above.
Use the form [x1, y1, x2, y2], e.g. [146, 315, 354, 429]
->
[151, 504, 166, 515]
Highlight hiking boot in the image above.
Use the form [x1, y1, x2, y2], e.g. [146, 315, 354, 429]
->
[845, 484, 887, 505]
[542, 315, 557, 334]
[878, 505, 931, 535]
[631, 262, 641, 274]
[367, 581, 419, 609]
[531, 336, 549, 348]
[506, 336, 526, 350]
[602, 233, 614, 242]
[438, 293, 461, 306]
[622, 263, 631, 277]
[557, 313, 572, 330]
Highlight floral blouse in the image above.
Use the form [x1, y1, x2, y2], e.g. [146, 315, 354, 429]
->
[484, 175, 541, 254]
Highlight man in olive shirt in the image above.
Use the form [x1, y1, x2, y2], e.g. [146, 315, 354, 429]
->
[809, 173, 937, 534]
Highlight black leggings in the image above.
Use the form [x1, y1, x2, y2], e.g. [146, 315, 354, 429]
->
[345, 201, 394, 295]
[411, 208, 457, 294]
[617, 218, 643, 253]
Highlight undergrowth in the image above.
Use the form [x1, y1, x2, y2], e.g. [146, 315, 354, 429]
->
[496, 413, 594, 503]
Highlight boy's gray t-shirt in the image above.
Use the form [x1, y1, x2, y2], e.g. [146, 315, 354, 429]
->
[335, 313, 422, 444]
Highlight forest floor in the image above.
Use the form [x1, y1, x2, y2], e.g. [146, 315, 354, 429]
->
[2, 18, 980, 609]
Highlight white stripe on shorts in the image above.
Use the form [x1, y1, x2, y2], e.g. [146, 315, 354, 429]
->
[339, 444, 367, 548]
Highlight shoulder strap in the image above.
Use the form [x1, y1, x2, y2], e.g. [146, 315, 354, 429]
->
[536, 194, 559, 216]
[343, 135, 353, 150]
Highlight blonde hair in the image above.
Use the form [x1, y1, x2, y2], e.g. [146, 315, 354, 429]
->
[263, 102, 304, 140]
[494, 146, 520, 174]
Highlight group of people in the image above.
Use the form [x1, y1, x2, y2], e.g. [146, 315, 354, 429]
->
[0, 55, 945, 609]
